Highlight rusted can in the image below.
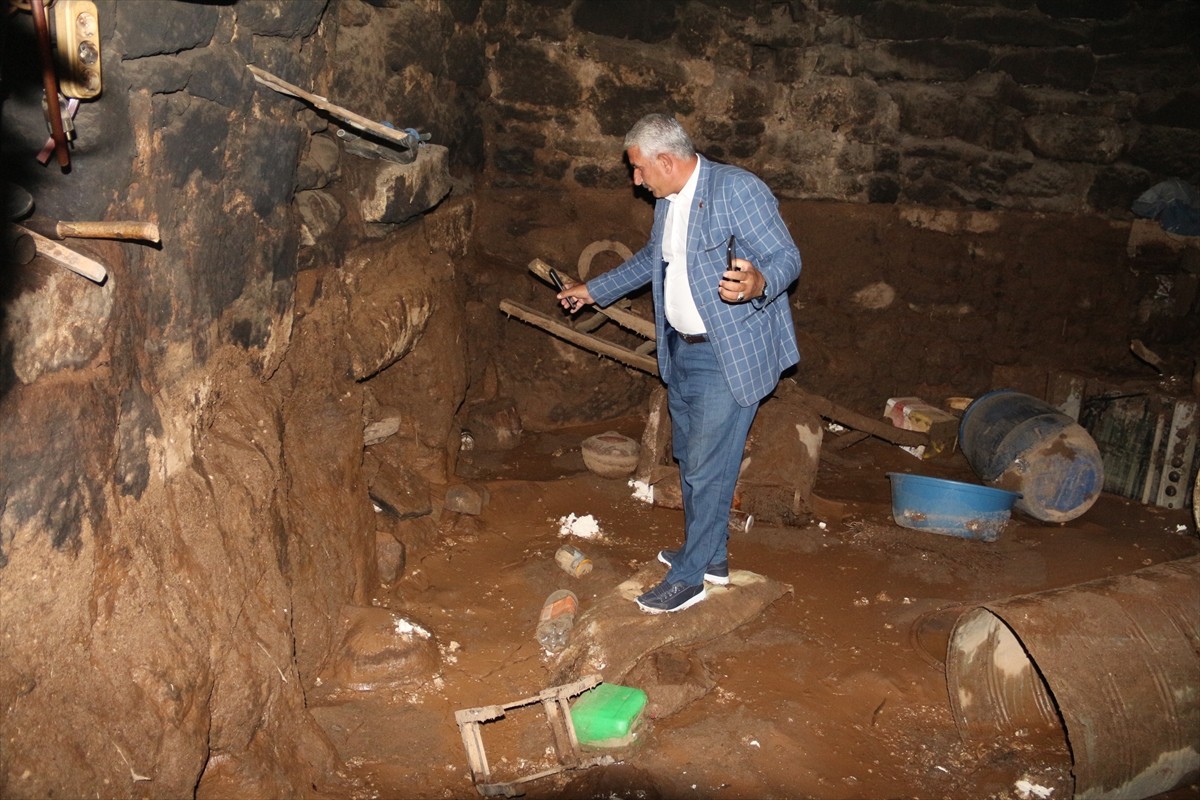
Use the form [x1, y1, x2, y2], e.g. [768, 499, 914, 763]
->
[728, 509, 754, 535]
[555, 544, 592, 577]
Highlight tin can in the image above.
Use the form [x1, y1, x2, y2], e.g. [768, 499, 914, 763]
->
[555, 544, 593, 577]
[729, 509, 754, 535]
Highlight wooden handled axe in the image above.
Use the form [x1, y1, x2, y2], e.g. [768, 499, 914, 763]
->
[13, 225, 108, 283]
[20, 216, 160, 244]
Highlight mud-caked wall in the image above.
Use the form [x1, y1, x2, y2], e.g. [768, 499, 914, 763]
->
[1, 0, 483, 797]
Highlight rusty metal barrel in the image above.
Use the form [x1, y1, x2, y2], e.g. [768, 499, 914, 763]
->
[959, 389, 1104, 522]
[946, 555, 1200, 799]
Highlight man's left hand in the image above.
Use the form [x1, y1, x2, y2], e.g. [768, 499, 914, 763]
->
[719, 258, 765, 303]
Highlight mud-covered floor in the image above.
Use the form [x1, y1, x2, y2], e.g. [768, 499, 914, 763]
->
[309, 418, 1199, 800]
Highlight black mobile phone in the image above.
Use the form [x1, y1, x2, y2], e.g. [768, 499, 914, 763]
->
[726, 235, 736, 271]
[549, 268, 579, 310]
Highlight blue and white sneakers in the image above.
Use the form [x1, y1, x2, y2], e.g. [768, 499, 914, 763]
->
[636, 579, 707, 614]
[656, 548, 730, 585]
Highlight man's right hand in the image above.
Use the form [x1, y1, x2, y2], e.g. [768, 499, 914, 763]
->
[557, 282, 593, 313]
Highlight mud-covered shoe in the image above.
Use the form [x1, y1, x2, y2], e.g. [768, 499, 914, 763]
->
[635, 579, 706, 614]
[656, 548, 730, 585]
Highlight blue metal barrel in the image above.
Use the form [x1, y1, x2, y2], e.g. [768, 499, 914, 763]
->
[959, 389, 1104, 523]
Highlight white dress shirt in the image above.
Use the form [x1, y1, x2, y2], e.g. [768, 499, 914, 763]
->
[662, 162, 705, 335]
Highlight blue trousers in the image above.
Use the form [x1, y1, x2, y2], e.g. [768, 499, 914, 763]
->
[663, 333, 760, 586]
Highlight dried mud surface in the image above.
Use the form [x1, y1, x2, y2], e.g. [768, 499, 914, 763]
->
[312, 425, 1199, 800]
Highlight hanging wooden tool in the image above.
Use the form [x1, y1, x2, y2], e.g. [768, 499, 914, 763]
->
[19, 216, 160, 244]
[14, 225, 108, 282]
[30, 0, 70, 168]
[247, 65, 421, 150]
[13, 225, 107, 283]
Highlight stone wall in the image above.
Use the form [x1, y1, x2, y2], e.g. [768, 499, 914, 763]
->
[482, 0, 1199, 216]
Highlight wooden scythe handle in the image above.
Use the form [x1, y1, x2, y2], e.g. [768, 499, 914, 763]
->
[56, 221, 162, 243]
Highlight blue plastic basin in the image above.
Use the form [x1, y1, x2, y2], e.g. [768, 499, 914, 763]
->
[887, 472, 1021, 542]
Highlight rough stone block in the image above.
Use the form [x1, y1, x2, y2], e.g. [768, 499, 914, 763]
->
[1087, 164, 1154, 214]
[237, 0, 326, 36]
[295, 190, 345, 246]
[1024, 115, 1125, 163]
[1126, 126, 1200, 180]
[116, 1, 218, 57]
[296, 134, 340, 191]
[878, 40, 992, 82]
[375, 528, 406, 585]
[314, 605, 440, 699]
[350, 144, 453, 225]
[423, 197, 475, 259]
[572, 1, 677, 42]
[3, 264, 113, 384]
[994, 48, 1096, 91]
[464, 397, 523, 451]
[955, 11, 1088, 47]
[860, 1, 954, 40]
[443, 483, 489, 515]
[365, 452, 433, 520]
[364, 417, 402, 446]
[1138, 89, 1200, 130]
[342, 234, 436, 380]
[494, 41, 580, 106]
[1038, 0, 1132, 21]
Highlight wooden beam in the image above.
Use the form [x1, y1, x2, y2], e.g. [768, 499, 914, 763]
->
[499, 299, 658, 375]
[528, 258, 657, 340]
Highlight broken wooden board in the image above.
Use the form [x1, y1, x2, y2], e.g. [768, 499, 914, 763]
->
[526, 258, 657, 341]
[498, 299, 657, 375]
[248, 65, 418, 149]
[548, 561, 791, 714]
[774, 380, 932, 450]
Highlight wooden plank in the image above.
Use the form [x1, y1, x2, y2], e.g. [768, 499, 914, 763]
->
[775, 382, 930, 449]
[499, 299, 658, 375]
[528, 258, 657, 340]
[248, 65, 415, 148]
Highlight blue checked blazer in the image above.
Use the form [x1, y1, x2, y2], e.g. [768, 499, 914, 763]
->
[587, 155, 802, 407]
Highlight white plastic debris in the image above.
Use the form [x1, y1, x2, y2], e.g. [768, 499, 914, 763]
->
[1015, 779, 1054, 799]
[818, 521, 827, 530]
[558, 512, 602, 539]
[394, 617, 432, 638]
[629, 479, 654, 504]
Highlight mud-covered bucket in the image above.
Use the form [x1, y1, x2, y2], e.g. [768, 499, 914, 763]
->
[959, 389, 1103, 522]
[946, 555, 1200, 799]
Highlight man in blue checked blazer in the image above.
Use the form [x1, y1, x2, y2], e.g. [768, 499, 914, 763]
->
[558, 114, 802, 613]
